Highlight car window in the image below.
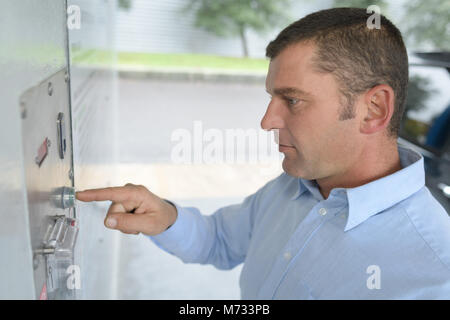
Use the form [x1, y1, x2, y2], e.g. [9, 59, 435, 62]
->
[400, 65, 450, 154]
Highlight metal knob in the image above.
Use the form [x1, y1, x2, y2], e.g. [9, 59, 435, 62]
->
[61, 186, 76, 209]
[51, 186, 76, 209]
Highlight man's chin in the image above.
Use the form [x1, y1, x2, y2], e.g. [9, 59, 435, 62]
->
[282, 158, 315, 180]
[282, 159, 301, 178]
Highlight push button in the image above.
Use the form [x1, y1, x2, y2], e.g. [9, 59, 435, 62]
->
[50, 186, 76, 209]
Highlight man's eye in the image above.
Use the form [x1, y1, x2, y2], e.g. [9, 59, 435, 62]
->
[285, 98, 299, 106]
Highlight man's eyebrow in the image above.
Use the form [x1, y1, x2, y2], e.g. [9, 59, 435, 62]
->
[267, 87, 312, 97]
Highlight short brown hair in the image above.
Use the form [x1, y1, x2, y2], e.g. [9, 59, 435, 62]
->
[266, 7, 409, 138]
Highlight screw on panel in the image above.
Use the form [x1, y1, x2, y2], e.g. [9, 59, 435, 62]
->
[47, 139, 51, 148]
[64, 71, 69, 83]
[20, 100, 27, 119]
[47, 82, 53, 96]
[68, 168, 74, 180]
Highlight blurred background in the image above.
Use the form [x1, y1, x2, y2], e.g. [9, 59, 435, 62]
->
[110, 0, 450, 300]
[0, 0, 448, 299]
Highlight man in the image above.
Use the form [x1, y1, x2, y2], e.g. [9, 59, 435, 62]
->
[76, 8, 450, 299]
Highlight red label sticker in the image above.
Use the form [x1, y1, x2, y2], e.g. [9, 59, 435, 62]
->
[36, 137, 49, 167]
[39, 283, 47, 300]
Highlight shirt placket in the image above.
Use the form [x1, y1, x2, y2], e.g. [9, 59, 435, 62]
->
[257, 201, 337, 299]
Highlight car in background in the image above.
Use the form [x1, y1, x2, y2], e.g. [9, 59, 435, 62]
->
[398, 52, 450, 214]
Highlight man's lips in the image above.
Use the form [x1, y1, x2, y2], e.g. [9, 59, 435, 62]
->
[279, 143, 295, 151]
[279, 144, 295, 148]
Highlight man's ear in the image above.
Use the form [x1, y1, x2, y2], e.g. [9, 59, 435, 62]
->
[360, 84, 395, 135]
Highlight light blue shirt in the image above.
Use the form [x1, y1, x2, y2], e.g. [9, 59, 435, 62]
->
[149, 145, 450, 299]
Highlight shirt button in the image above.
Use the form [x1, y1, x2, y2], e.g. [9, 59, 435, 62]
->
[284, 252, 292, 260]
[319, 208, 327, 216]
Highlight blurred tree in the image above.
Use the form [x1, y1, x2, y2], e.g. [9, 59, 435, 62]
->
[402, 0, 450, 50]
[118, 0, 132, 11]
[405, 75, 434, 113]
[333, 0, 449, 51]
[184, 0, 292, 57]
[401, 75, 436, 139]
[333, 0, 388, 12]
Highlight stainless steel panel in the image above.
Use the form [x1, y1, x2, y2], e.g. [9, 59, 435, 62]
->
[19, 68, 75, 299]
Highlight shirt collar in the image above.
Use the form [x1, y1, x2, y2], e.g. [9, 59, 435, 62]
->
[290, 145, 425, 232]
[290, 178, 322, 201]
[290, 179, 306, 200]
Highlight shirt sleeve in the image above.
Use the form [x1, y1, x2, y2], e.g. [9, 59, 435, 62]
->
[147, 187, 266, 270]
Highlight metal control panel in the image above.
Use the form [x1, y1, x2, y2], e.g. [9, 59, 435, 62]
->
[20, 68, 77, 299]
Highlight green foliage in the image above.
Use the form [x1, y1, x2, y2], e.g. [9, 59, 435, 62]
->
[402, 0, 450, 50]
[118, 0, 132, 11]
[184, 0, 292, 56]
[185, 0, 291, 37]
[333, 0, 388, 12]
[116, 52, 269, 71]
[405, 75, 436, 113]
[333, 0, 449, 50]
[72, 49, 270, 72]
[402, 118, 429, 140]
[402, 74, 437, 140]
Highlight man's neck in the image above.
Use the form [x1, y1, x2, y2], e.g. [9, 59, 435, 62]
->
[316, 142, 402, 200]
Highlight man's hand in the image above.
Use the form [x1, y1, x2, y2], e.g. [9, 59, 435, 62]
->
[75, 183, 178, 236]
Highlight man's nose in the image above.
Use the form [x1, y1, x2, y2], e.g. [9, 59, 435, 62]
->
[260, 100, 284, 131]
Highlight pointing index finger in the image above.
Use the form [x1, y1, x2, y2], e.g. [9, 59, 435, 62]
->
[76, 187, 132, 203]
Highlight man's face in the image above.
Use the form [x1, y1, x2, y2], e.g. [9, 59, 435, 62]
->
[261, 41, 364, 180]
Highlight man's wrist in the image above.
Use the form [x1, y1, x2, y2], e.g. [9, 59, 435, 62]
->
[163, 199, 177, 230]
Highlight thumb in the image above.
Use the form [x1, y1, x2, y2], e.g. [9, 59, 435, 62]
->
[105, 212, 151, 235]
